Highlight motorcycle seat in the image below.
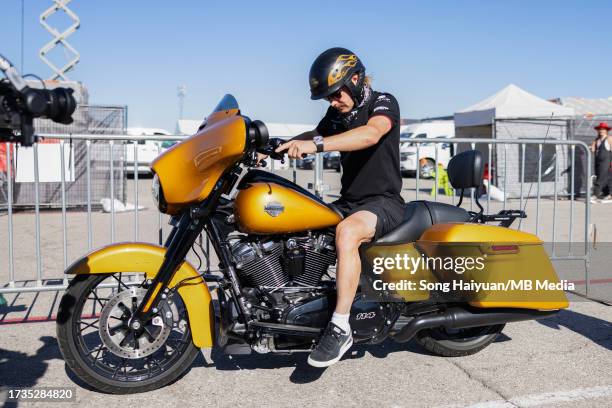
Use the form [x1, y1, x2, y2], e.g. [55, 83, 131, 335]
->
[374, 200, 470, 245]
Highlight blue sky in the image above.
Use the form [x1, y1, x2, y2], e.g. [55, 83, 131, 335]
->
[2, 0, 611, 131]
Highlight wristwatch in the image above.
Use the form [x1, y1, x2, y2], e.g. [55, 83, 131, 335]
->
[313, 136, 324, 153]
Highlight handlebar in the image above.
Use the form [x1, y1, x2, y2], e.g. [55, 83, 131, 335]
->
[258, 137, 310, 161]
[258, 137, 286, 161]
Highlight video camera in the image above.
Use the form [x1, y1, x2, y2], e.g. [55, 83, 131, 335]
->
[0, 54, 76, 147]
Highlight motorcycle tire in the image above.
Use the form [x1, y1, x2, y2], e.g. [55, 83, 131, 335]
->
[56, 274, 201, 394]
[415, 324, 505, 357]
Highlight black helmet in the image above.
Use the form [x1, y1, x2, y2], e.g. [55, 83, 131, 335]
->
[309, 47, 366, 103]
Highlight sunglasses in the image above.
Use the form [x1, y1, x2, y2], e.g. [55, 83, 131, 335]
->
[326, 88, 343, 102]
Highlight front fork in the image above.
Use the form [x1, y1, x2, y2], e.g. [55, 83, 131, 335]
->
[128, 213, 205, 330]
[128, 169, 248, 331]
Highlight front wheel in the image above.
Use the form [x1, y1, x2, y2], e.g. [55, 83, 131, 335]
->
[415, 324, 505, 357]
[56, 273, 200, 394]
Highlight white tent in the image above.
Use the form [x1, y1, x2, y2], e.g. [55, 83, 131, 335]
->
[455, 84, 574, 127]
[556, 96, 612, 116]
[264, 123, 314, 140]
[454, 85, 575, 198]
[176, 119, 202, 135]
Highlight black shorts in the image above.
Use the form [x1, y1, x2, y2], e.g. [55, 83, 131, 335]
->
[331, 195, 406, 241]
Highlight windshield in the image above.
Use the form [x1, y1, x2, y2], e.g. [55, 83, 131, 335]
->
[400, 132, 413, 140]
[200, 94, 241, 129]
[211, 94, 239, 114]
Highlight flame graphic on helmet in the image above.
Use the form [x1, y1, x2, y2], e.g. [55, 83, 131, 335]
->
[327, 54, 358, 87]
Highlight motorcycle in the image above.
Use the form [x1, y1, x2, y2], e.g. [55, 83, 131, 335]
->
[56, 95, 568, 394]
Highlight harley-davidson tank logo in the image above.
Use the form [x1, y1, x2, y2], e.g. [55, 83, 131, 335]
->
[264, 201, 284, 217]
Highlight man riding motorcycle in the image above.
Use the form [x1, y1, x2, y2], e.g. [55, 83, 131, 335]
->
[275, 47, 405, 367]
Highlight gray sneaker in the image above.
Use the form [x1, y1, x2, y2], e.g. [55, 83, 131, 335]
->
[307, 322, 353, 367]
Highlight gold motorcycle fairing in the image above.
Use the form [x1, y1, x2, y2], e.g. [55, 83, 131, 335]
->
[234, 182, 342, 234]
[151, 112, 246, 215]
[65, 242, 214, 348]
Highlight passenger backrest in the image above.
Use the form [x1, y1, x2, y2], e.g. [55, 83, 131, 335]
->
[447, 150, 484, 189]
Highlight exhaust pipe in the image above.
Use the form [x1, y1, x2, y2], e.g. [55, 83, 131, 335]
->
[392, 307, 558, 343]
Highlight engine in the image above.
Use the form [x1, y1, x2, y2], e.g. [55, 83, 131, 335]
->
[224, 231, 399, 353]
[229, 233, 336, 289]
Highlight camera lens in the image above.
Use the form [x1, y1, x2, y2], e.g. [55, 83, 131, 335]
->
[48, 88, 76, 124]
[23, 87, 76, 124]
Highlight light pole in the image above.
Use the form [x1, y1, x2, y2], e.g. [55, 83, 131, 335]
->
[177, 85, 187, 120]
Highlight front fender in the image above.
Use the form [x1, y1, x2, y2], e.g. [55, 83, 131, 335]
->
[65, 242, 214, 348]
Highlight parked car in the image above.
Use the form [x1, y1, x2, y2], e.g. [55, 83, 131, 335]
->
[160, 140, 178, 153]
[323, 151, 341, 172]
[125, 128, 171, 176]
[296, 155, 315, 170]
[399, 121, 454, 178]
[295, 152, 341, 171]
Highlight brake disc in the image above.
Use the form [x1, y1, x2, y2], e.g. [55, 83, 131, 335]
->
[99, 287, 178, 359]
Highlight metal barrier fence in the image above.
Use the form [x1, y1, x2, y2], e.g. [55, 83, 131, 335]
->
[380, 138, 593, 297]
[0, 133, 180, 294]
[0, 135, 598, 301]
[406, 138, 590, 243]
[0, 133, 304, 296]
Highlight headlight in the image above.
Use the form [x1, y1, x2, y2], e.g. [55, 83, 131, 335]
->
[151, 173, 167, 213]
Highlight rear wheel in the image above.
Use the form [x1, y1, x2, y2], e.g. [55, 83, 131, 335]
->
[56, 273, 200, 394]
[416, 324, 505, 357]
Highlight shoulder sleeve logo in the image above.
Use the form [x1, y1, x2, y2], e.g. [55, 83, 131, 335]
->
[327, 54, 358, 87]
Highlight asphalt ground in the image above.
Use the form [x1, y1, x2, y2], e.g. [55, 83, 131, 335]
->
[0, 169, 611, 407]
[0, 301, 610, 407]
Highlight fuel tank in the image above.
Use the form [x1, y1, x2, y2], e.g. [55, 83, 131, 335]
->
[234, 170, 342, 234]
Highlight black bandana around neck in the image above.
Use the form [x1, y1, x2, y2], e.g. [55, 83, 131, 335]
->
[341, 84, 372, 127]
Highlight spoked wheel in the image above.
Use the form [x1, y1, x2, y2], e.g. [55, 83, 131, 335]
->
[415, 324, 505, 357]
[56, 273, 200, 394]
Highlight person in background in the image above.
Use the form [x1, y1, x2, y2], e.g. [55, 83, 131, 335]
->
[590, 122, 612, 202]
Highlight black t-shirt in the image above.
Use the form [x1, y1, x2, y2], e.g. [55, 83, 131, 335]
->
[316, 90, 403, 202]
